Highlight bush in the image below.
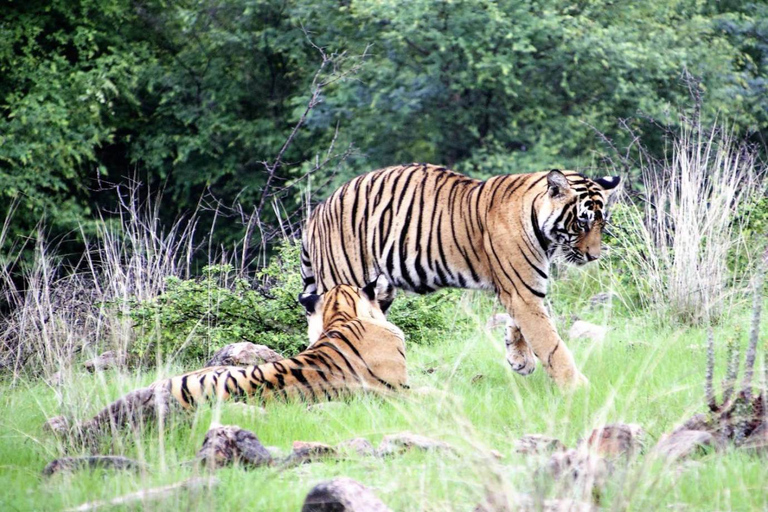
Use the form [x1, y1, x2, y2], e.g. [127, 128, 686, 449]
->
[128, 241, 306, 364]
[388, 289, 465, 346]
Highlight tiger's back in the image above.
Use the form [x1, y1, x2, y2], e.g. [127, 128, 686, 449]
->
[302, 164, 495, 296]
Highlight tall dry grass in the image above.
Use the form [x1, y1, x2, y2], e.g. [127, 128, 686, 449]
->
[0, 184, 199, 382]
[615, 119, 765, 324]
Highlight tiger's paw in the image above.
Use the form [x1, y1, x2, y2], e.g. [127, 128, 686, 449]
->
[506, 349, 536, 376]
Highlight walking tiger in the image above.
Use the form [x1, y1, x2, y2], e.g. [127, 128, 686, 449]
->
[300, 164, 620, 389]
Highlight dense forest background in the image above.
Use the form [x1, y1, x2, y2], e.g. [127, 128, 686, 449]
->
[2, 0, 767, 270]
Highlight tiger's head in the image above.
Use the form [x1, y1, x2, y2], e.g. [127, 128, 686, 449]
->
[298, 275, 396, 345]
[538, 169, 621, 265]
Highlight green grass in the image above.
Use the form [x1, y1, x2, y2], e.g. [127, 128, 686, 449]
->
[1, 270, 767, 511]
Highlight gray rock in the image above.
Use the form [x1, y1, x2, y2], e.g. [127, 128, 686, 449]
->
[579, 423, 645, 457]
[376, 431, 453, 456]
[196, 424, 273, 469]
[514, 434, 567, 455]
[337, 438, 375, 457]
[83, 351, 123, 373]
[588, 292, 617, 308]
[302, 477, 391, 512]
[653, 429, 717, 461]
[43, 415, 70, 436]
[205, 342, 283, 367]
[288, 441, 338, 463]
[544, 448, 611, 496]
[568, 321, 607, 343]
[43, 456, 145, 476]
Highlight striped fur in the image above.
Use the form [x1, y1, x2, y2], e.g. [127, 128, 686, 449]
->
[301, 164, 620, 388]
[80, 280, 406, 437]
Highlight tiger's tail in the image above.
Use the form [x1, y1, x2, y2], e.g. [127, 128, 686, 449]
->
[300, 231, 317, 294]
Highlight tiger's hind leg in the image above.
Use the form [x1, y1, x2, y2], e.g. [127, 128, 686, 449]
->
[505, 318, 536, 376]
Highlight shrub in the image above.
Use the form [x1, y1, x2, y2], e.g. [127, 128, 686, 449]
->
[388, 289, 465, 346]
[128, 240, 306, 364]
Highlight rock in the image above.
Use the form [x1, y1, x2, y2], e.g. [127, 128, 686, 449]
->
[588, 292, 617, 308]
[43, 456, 145, 476]
[580, 423, 645, 457]
[568, 321, 607, 343]
[486, 313, 510, 330]
[83, 351, 123, 373]
[544, 449, 611, 493]
[653, 429, 717, 461]
[196, 425, 272, 469]
[47, 371, 64, 387]
[741, 422, 768, 455]
[228, 402, 267, 417]
[307, 402, 346, 413]
[514, 434, 567, 455]
[205, 342, 283, 367]
[377, 432, 453, 456]
[290, 441, 338, 463]
[672, 414, 713, 435]
[43, 415, 70, 436]
[302, 477, 391, 512]
[337, 438, 375, 457]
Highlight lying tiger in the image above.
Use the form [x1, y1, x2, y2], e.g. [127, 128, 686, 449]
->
[77, 277, 406, 439]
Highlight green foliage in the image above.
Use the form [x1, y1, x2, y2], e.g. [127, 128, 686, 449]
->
[2, 0, 768, 269]
[388, 289, 465, 346]
[128, 241, 306, 364]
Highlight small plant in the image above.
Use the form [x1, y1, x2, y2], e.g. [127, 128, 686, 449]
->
[388, 289, 466, 346]
[128, 240, 307, 364]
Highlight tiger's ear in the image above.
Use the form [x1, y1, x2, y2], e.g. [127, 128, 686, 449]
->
[595, 176, 622, 200]
[298, 293, 321, 314]
[362, 275, 396, 313]
[546, 169, 570, 198]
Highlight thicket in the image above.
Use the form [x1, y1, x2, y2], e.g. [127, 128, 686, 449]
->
[2, 0, 768, 269]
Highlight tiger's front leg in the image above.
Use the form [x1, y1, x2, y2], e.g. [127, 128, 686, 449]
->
[501, 293, 588, 389]
[505, 319, 536, 376]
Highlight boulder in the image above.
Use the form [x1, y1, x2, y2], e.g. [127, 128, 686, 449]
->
[43, 415, 70, 436]
[43, 456, 145, 476]
[196, 425, 272, 469]
[580, 423, 645, 457]
[337, 438, 376, 457]
[568, 321, 607, 343]
[588, 292, 617, 309]
[544, 448, 611, 497]
[205, 342, 283, 367]
[376, 432, 453, 456]
[653, 429, 717, 461]
[83, 351, 123, 372]
[302, 477, 391, 512]
[287, 441, 339, 464]
[514, 434, 567, 455]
